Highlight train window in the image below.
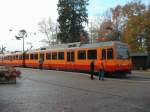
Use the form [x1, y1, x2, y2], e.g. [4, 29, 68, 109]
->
[67, 51, 75, 62]
[9, 56, 12, 60]
[25, 54, 28, 59]
[10, 56, 12, 61]
[102, 49, 106, 60]
[19, 55, 23, 60]
[7, 56, 10, 60]
[34, 54, 38, 60]
[71, 52, 74, 61]
[52, 52, 57, 60]
[67, 52, 71, 61]
[30, 54, 34, 60]
[46, 52, 51, 60]
[78, 50, 86, 60]
[18, 55, 20, 60]
[88, 50, 97, 59]
[15, 55, 18, 60]
[58, 52, 64, 60]
[12, 55, 15, 60]
[40, 53, 44, 61]
[107, 48, 114, 59]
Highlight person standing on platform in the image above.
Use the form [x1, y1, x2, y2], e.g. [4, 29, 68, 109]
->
[90, 60, 94, 80]
[99, 63, 104, 80]
[39, 58, 44, 70]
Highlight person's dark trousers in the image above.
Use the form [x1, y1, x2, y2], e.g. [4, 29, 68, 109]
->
[90, 70, 94, 80]
[91, 74, 93, 80]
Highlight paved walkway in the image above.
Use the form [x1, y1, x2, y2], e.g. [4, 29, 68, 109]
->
[0, 68, 150, 112]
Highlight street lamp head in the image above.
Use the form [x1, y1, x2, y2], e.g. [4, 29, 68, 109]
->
[15, 35, 21, 40]
[17, 29, 27, 38]
[19, 29, 27, 34]
[9, 29, 13, 32]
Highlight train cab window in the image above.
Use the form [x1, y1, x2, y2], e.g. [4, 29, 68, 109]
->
[88, 50, 97, 59]
[102, 49, 106, 60]
[52, 52, 57, 60]
[78, 50, 86, 60]
[107, 48, 114, 59]
[46, 52, 51, 60]
[58, 52, 64, 60]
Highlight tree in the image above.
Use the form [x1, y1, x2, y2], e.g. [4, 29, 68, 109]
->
[122, 0, 146, 18]
[123, 8, 150, 53]
[80, 30, 89, 44]
[88, 16, 102, 43]
[57, 0, 89, 43]
[0, 46, 6, 54]
[100, 0, 146, 41]
[38, 17, 56, 46]
[97, 8, 122, 41]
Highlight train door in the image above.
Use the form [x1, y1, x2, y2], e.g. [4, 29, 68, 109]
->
[38, 52, 45, 69]
[40, 53, 44, 61]
[66, 51, 75, 70]
[101, 49, 106, 70]
[102, 48, 114, 72]
[39, 52, 45, 67]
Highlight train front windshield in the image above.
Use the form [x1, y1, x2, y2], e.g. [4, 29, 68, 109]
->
[116, 45, 130, 59]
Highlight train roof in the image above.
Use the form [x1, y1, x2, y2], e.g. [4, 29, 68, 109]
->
[37, 41, 127, 51]
[80, 41, 127, 48]
[1, 41, 128, 55]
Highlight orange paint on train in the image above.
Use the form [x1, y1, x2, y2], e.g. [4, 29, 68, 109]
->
[0, 41, 132, 75]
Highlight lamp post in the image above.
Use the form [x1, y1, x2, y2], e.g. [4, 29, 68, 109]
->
[9, 29, 27, 67]
[15, 29, 27, 67]
[9, 29, 36, 67]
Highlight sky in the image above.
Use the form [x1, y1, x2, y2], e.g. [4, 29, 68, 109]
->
[0, 0, 149, 51]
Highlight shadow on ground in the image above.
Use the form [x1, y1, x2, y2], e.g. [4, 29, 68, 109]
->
[106, 75, 150, 81]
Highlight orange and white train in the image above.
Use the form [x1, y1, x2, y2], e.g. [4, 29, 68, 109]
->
[0, 41, 132, 75]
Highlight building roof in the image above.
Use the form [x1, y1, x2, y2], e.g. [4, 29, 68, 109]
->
[130, 53, 148, 56]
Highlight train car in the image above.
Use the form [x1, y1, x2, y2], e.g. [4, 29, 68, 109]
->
[0, 41, 132, 76]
